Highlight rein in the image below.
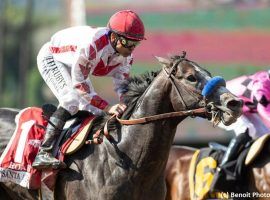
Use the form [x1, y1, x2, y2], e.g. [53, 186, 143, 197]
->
[99, 59, 208, 140]
[89, 106, 207, 144]
[91, 107, 207, 143]
[116, 107, 206, 125]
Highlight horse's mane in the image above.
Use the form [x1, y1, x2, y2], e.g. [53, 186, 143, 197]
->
[91, 70, 160, 134]
[121, 71, 160, 116]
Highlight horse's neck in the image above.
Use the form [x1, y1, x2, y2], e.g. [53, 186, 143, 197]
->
[119, 74, 179, 172]
[133, 74, 172, 117]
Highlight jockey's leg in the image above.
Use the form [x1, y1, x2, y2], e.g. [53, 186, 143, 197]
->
[34, 43, 79, 170]
[32, 107, 71, 169]
[220, 129, 252, 167]
[211, 130, 252, 192]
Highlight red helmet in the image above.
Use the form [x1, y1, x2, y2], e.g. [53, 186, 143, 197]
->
[107, 10, 146, 41]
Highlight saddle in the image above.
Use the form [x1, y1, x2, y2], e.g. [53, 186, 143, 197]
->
[245, 134, 270, 165]
[42, 104, 97, 156]
[0, 105, 99, 190]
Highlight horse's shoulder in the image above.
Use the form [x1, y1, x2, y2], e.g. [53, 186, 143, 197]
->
[166, 146, 196, 179]
[166, 146, 197, 170]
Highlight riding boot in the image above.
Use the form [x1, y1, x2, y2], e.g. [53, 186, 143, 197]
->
[220, 131, 252, 167]
[32, 107, 71, 170]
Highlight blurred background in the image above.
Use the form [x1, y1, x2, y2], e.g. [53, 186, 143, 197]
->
[1, 0, 270, 147]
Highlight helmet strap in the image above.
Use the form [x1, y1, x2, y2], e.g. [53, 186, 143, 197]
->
[109, 32, 120, 53]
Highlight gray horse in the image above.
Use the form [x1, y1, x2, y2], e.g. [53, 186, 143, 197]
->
[0, 53, 242, 200]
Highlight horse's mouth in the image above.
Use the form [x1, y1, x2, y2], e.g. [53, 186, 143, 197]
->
[206, 103, 240, 127]
[220, 111, 238, 126]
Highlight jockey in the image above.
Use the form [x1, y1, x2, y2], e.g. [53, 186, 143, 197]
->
[218, 70, 270, 167]
[32, 10, 146, 170]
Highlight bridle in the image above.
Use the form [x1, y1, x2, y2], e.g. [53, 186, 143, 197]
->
[87, 53, 225, 144]
[163, 54, 205, 110]
[116, 53, 208, 125]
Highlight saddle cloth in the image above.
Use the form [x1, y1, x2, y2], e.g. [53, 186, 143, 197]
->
[0, 107, 95, 190]
[189, 145, 252, 200]
[189, 148, 228, 200]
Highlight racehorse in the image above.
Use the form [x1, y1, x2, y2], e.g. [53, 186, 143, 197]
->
[0, 53, 242, 200]
[165, 146, 195, 200]
[165, 141, 270, 200]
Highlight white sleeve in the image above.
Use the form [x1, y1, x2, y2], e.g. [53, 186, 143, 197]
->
[71, 47, 109, 111]
[218, 115, 256, 137]
[112, 57, 132, 100]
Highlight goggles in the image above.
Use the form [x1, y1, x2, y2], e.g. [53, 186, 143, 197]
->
[119, 36, 140, 49]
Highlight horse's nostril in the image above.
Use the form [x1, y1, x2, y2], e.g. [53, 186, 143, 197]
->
[226, 99, 243, 111]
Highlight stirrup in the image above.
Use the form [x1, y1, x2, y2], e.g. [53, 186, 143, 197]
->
[32, 161, 67, 170]
[32, 160, 66, 170]
[32, 153, 66, 170]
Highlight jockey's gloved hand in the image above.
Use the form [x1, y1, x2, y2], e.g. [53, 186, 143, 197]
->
[104, 103, 127, 117]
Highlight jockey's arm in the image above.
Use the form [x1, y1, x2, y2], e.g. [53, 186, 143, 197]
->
[108, 58, 132, 116]
[71, 47, 109, 115]
[111, 59, 132, 100]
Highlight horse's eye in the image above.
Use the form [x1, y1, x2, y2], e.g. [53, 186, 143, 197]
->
[187, 75, 197, 82]
[171, 68, 177, 75]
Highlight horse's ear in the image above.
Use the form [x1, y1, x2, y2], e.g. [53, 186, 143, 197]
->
[155, 56, 171, 68]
